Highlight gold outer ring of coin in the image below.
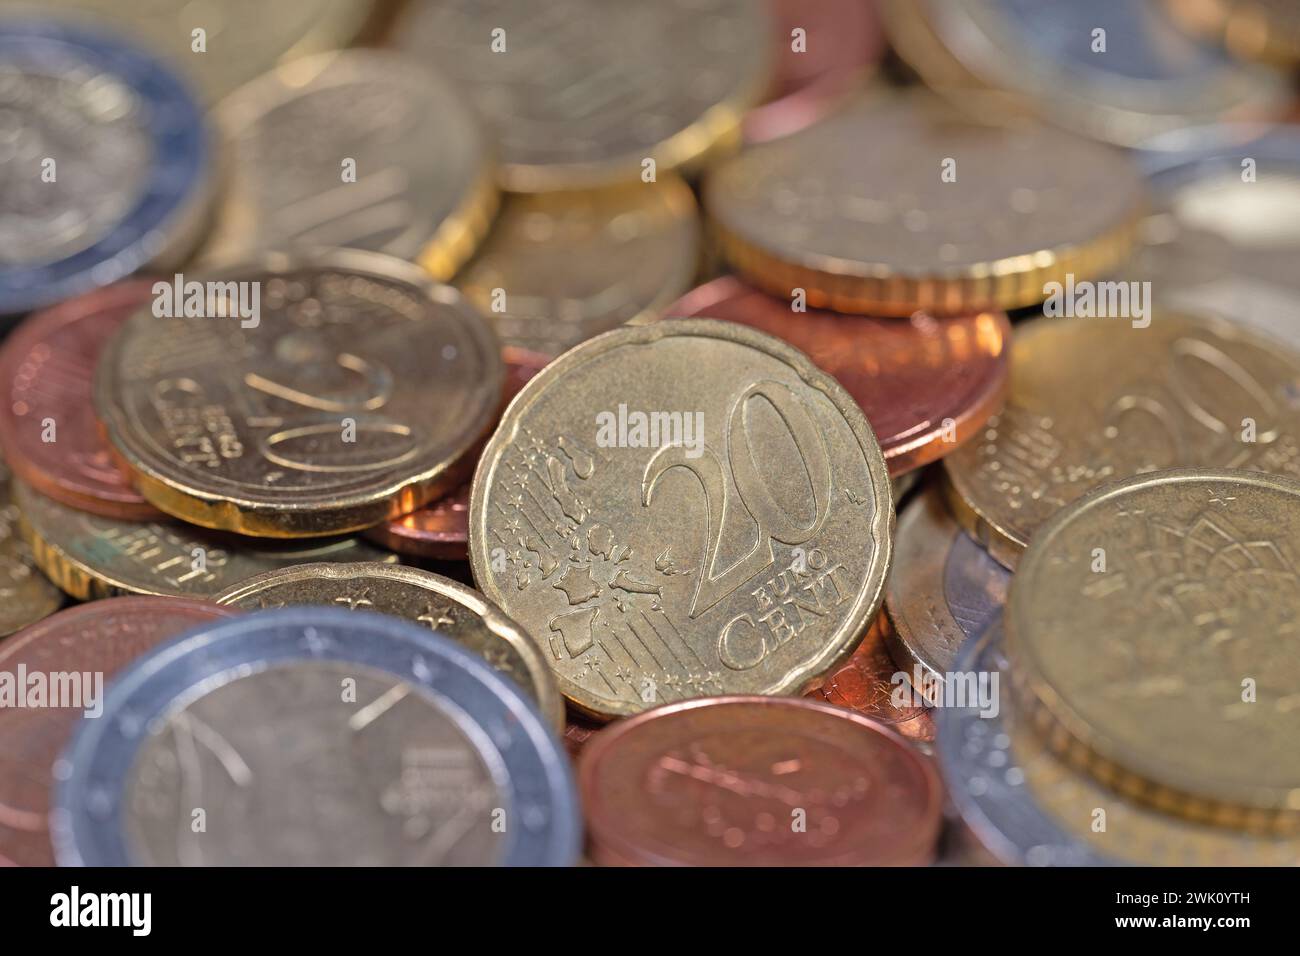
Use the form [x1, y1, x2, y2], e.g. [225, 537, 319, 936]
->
[203, 49, 499, 279]
[12, 478, 395, 601]
[1007, 467, 1300, 835]
[468, 318, 895, 719]
[704, 95, 1147, 317]
[94, 248, 505, 538]
[211, 562, 565, 732]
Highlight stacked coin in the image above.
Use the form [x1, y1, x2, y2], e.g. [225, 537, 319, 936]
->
[1, 0, 1298, 870]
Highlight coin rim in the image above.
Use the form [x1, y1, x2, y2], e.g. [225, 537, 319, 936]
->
[468, 317, 895, 719]
[210, 561, 566, 732]
[93, 247, 506, 537]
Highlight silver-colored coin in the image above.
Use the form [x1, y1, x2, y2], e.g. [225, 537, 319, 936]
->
[935, 616, 1113, 867]
[1134, 124, 1300, 348]
[52, 607, 580, 866]
[0, 20, 212, 314]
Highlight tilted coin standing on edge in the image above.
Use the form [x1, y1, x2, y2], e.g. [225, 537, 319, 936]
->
[13, 478, 394, 601]
[0, 597, 237, 867]
[213, 562, 565, 732]
[469, 319, 894, 719]
[202, 50, 497, 279]
[52, 607, 582, 866]
[392, 0, 771, 192]
[668, 276, 1012, 475]
[1007, 468, 1300, 835]
[456, 177, 701, 357]
[94, 249, 505, 537]
[882, 0, 1291, 148]
[704, 94, 1147, 316]
[884, 483, 1010, 696]
[942, 311, 1300, 569]
[0, 20, 213, 315]
[579, 696, 943, 866]
[0, 468, 62, 637]
[0, 282, 162, 520]
[46, 0, 378, 104]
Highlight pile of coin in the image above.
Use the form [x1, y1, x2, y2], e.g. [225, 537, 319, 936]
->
[1, 0, 1298, 867]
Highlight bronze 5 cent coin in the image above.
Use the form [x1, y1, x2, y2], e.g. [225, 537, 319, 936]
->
[0, 596, 237, 867]
[668, 276, 1011, 475]
[0, 282, 161, 520]
[94, 250, 505, 537]
[579, 696, 943, 866]
[469, 319, 894, 719]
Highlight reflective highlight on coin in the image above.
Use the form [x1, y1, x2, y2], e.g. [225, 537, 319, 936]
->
[95, 250, 505, 537]
[53, 607, 581, 866]
[470, 320, 894, 718]
[213, 562, 564, 731]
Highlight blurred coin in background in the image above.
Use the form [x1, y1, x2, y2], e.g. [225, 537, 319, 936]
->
[203, 50, 496, 278]
[46, 0, 377, 104]
[1165, 0, 1300, 67]
[883, 0, 1290, 148]
[705, 94, 1147, 316]
[0, 19, 212, 314]
[456, 177, 700, 357]
[394, 0, 771, 191]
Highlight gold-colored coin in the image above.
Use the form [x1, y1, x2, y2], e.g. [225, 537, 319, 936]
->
[95, 249, 504, 538]
[212, 562, 564, 731]
[704, 94, 1146, 316]
[392, 0, 770, 192]
[202, 51, 497, 279]
[882, 0, 1290, 148]
[1008, 468, 1300, 834]
[48, 0, 377, 104]
[943, 311, 1300, 569]
[456, 177, 701, 357]
[0, 468, 62, 636]
[1166, 0, 1300, 67]
[14, 478, 394, 601]
[468, 319, 894, 719]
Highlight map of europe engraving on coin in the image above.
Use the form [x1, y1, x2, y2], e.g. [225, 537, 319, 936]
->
[469, 320, 894, 718]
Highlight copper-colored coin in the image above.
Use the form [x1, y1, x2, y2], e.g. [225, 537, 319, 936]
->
[0, 596, 238, 867]
[563, 712, 602, 761]
[579, 696, 942, 866]
[363, 347, 549, 560]
[668, 277, 1010, 476]
[0, 282, 162, 520]
[745, 0, 885, 143]
[806, 616, 935, 747]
